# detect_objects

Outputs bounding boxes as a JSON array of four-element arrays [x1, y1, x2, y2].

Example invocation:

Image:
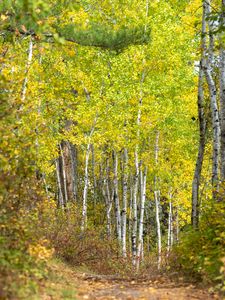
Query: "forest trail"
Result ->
[[43, 260, 222, 300], [75, 274, 220, 300]]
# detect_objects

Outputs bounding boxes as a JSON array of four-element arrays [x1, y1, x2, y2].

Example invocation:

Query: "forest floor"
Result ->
[[36, 260, 223, 300]]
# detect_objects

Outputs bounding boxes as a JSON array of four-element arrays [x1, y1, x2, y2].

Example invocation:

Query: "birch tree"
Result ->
[[136, 165, 147, 270], [203, 0, 221, 193], [81, 125, 96, 231], [112, 150, 121, 242], [104, 156, 112, 239], [59, 143, 69, 205], [220, 0, 225, 182], [154, 131, 161, 269], [20, 37, 33, 105], [167, 190, 173, 256], [121, 149, 128, 257], [192, 1, 207, 227]]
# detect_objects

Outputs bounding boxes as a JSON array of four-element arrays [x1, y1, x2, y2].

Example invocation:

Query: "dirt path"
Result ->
[[75, 273, 221, 300], [40, 261, 222, 300]]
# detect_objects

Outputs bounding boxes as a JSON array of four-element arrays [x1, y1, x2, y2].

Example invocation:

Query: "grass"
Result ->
[[28, 259, 78, 300]]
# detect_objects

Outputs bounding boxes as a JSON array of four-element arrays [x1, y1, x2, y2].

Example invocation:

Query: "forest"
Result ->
[[0, 0, 225, 299]]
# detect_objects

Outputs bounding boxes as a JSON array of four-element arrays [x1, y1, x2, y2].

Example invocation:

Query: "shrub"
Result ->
[[0, 177, 54, 299], [172, 201, 225, 291]]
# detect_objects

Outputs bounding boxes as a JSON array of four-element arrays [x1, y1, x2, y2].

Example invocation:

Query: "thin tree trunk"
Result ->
[[170, 203, 173, 248], [121, 148, 128, 258], [81, 118, 96, 230], [59, 143, 68, 205], [132, 150, 139, 265], [154, 131, 161, 270], [146, 202, 151, 253], [167, 191, 173, 256], [104, 156, 112, 239], [56, 158, 64, 208], [192, 3, 207, 226], [192, 59, 206, 226], [176, 207, 179, 243], [43, 175, 50, 200], [203, 0, 220, 193], [21, 37, 33, 104], [128, 175, 133, 253], [155, 190, 161, 269], [68, 143, 78, 201], [91, 144, 97, 206], [81, 143, 91, 230], [112, 150, 121, 242], [99, 160, 104, 200], [220, 0, 225, 182], [136, 165, 147, 270], [132, 68, 146, 266]]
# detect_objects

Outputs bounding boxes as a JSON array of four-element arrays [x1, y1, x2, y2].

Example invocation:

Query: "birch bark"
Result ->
[[136, 165, 147, 270], [192, 13, 207, 226], [132, 151, 139, 265], [128, 175, 133, 252], [81, 143, 91, 231], [103, 156, 112, 239], [121, 149, 128, 257], [132, 72, 145, 266], [220, 0, 225, 181], [176, 207, 179, 243], [112, 150, 121, 242], [91, 144, 97, 206], [167, 191, 173, 255], [203, 0, 220, 192], [21, 37, 33, 104], [106, 157, 112, 239], [59, 143, 68, 205], [131, 0, 148, 261], [154, 131, 161, 269], [68, 143, 78, 201], [81, 123, 96, 231]]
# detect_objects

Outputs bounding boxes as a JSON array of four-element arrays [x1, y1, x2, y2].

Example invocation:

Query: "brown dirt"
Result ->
[[39, 261, 223, 300], [75, 273, 222, 300]]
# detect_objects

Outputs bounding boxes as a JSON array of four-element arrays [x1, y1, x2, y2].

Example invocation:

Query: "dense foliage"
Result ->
[[1, 0, 225, 298]]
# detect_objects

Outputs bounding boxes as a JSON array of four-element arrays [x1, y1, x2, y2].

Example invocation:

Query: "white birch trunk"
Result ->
[[21, 37, 33, 104], [59, 143, 68, 205], [132, 67, 146, 265], [81, 143, 91, 231], [81, 119, 96, 230], [192, 4, 207, 226], [154, 131, 161, 270], [220, 0, 225, 181], [68, 143, 78, 201], [170, 204, 173, 248], [203, 0, 220, 192], [192, 62, 205, 227], [176, 207, 179, 243], [128, 175, 133, 253], [132, 150, 139, 265], [91, 144, 97, 206], [136, 165, 147, 271], [103, 157, 112, 239], [155, 190, 161, 269], [121, 149, 128, 258], [167, 191, 173, 256], [112, 150, 121, 242]]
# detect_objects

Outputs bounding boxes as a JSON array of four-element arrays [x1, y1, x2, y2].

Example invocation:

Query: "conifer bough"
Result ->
[[3, 23, 151, 51], [58, 24, 151, 51]]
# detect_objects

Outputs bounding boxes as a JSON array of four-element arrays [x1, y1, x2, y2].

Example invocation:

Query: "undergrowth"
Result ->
[[171, 201, 225, 292]]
